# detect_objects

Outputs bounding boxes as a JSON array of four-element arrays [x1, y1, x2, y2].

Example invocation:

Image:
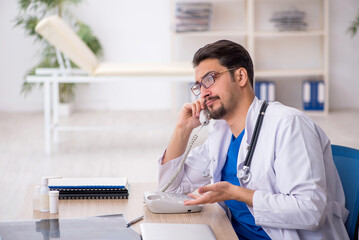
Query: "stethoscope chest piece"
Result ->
[[237, 166, 251, 183]]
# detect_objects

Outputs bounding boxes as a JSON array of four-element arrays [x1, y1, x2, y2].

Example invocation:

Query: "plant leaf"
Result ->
[[348, 12, 359, 37], [16, 0, 97, 101], [75, 20, 103, 57], [18, 0, 32, 11]]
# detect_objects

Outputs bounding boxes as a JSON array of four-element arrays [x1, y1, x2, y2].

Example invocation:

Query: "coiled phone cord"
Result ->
[[161, 125, 204, 192]]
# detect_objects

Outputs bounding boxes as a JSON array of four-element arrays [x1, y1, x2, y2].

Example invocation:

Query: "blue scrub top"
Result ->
[[221, 130, 270, 240]]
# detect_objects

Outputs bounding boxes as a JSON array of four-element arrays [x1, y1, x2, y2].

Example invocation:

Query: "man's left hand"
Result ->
[[183, 181, 254, 206]]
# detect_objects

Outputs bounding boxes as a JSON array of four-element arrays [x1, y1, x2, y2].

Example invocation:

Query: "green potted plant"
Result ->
[[15, 0, 103, 114], [348, 12, 359, 37]]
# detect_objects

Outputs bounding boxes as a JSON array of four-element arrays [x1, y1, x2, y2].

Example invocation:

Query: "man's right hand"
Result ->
[[162, 99, 206, 165], [176, 99, 206, 131]]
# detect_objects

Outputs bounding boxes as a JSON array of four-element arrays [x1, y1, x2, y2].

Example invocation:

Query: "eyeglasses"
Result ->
[[190, 67, 238, 96]]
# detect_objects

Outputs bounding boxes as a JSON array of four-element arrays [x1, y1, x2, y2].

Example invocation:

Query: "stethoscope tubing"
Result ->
[[243, 101, 269, 169]]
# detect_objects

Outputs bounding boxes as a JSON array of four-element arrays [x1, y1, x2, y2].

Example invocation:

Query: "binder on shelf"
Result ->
[[49, 177, 129, 200], [302, 80, 325, 111], [255, 81, 276, 102]]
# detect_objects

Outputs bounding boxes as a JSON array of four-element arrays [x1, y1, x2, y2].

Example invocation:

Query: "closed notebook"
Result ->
[[49, 178, 129, 199], [140, 223, 216, 240]]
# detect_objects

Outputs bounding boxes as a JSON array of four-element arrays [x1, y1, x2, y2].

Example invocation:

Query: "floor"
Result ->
[[0, 109, 358, 221]]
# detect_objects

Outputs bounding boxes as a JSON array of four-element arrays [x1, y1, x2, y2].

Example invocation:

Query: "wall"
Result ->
[[71, 1, 175, 110], [0, 0, 358, 111], [329, 0, 359, 109], [0, 0, 43, 111]]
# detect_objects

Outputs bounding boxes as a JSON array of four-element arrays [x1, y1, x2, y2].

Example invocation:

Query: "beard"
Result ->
[[208, 103, 227, 119], [205, 89, 238, 120], [205, 97, 227, 119]]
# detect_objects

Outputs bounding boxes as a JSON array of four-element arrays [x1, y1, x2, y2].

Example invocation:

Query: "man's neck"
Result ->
[[226, 94, 254, 138]]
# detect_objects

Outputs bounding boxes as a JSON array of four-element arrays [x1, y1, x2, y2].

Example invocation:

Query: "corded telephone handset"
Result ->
[[144, 110, 211, 213]]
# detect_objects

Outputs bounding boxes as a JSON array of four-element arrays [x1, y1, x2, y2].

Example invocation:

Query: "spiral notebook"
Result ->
[[49, 178, 129, 199]]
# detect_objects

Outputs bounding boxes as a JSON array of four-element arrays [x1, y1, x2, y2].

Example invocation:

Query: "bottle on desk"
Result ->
[[40, 176, 62, 212], [49, 191, 60, 214]]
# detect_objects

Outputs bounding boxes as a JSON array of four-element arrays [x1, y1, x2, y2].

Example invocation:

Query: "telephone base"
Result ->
[[144, 191, 203, 214]]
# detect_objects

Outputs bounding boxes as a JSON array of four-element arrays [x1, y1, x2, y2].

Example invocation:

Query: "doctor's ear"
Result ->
[[235, 68, 249, 87]]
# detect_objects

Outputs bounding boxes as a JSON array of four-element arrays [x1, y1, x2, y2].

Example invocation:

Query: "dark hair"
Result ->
[[192, 40, 254, 87]]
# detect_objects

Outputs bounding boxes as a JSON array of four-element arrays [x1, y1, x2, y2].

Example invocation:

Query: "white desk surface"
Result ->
[[19, 182, 238, 240]]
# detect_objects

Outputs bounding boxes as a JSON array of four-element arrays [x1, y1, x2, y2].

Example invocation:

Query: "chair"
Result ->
[[26, 15, 194, 155], [332, 145, 359, 240]]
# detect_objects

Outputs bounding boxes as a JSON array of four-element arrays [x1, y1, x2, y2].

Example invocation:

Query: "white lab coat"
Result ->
[[158, 97, 349, 240]]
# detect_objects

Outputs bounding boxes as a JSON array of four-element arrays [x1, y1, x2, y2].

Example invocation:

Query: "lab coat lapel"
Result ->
[[237, 97, 263, 183], [244, 97, 262, 145], [209, 120, 232, 183]]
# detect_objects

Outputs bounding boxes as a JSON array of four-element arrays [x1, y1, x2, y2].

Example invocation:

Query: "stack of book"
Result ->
[[255, 81, 276, 102], [175, 2, 212, 32], [270, 8, 307, 31], [302, 80, 325, 111], [49, 178, 129, 199]]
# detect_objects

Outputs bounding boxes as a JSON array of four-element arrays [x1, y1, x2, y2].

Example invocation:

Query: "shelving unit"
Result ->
[[170, 0, 329, 114]]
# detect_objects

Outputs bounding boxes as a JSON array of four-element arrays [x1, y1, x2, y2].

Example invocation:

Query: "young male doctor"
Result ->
[[158, 40, 349, 239]]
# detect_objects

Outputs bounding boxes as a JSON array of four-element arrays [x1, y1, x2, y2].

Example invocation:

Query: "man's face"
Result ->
[[195, 59, 239, 120]]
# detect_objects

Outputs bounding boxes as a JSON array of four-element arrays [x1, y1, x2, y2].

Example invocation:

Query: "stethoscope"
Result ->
[[201, 101, 268, 183], [237, 101, 268, 183]]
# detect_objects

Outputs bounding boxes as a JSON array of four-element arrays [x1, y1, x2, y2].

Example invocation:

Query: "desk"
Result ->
[[19, 183, 238, 240]]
